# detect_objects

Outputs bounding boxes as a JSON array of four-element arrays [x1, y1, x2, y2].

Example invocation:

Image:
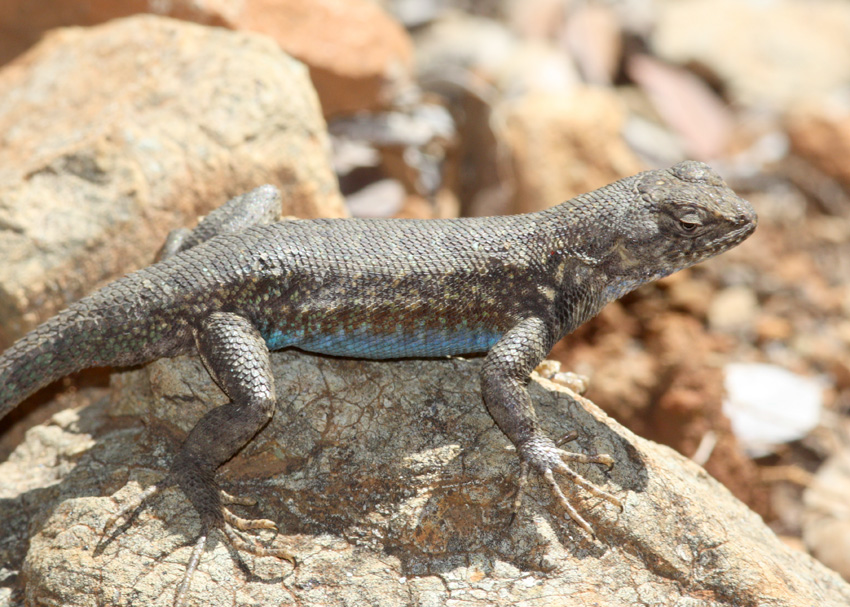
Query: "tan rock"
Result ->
[[415, 14, 579, 99], [707, 286, 759, 333], [804, 446, 850, 582], [663, 271, 715, 318], [0, 15, 343, 347], [235, 0, 413, 117], [3, 351, 849, 605], [653, 0, 850, 109], [0, 1, 231, 65], [0, 0, 414, 118], [787, 103, 850, 188], [564, 3, 622, 86], [499, 88, 644, 214], [756, 314, 794, 342]]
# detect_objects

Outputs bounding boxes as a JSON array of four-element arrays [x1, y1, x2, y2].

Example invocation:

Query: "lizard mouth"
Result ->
[[704, 216, 757, 256]]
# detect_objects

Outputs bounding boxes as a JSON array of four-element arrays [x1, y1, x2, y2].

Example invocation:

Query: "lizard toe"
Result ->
[[221, 524, 296, 563], [219, 488, 258, 506], [551, 459, 623, 511], [555, 447, 615, 470], [515, 435, 622, 534], [222, 505, 278, 531], [541, 468, 596, 537]]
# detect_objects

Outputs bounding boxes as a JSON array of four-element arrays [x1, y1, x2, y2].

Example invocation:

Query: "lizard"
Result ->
[[0, 161, 757, 599]]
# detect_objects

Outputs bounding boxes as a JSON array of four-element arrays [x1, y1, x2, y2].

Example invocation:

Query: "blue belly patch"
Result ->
[[263, 323, 502, 359]]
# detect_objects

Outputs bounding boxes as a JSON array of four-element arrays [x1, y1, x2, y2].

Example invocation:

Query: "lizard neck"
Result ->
[[533, 175, 649, 335]]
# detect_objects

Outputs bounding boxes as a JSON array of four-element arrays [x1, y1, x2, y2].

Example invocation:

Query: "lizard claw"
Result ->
[[218, 489, 294, 558], [222, 505, 279, 532], [551, 458, 622, 512], [511, 435, 622, 533], [216, 487, 295, 560], [220, 523, 296, 563], [172, 525, 295, 607], [555, 430, 579, 447], [207, 488, 296, 562], [172, 488, 294, 607], [177, 486, 295, 607], [541, 468, 596, 537]]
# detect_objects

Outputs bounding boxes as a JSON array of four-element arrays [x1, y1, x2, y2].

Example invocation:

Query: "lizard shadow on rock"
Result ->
[[4, 350, 649, 594], [0, 395, 153, 576], [223, 350, 651, 576]]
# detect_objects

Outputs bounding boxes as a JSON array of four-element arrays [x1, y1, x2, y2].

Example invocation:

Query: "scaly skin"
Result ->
[[0, 162, 757, 601]]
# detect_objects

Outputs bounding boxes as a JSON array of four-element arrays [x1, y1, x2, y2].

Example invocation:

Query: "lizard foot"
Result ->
[[512, 435, 622, 537], [173, 487, 295, 607], [104, 479, 295, 607], [169, 489, 294, 607], [103, 482, 284, 542]]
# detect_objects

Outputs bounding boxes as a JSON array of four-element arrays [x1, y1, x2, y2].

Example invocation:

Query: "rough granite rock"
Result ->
[[0, 0, 414, 118], [0, 15, 344, 347], [1, 351, 848, 606]]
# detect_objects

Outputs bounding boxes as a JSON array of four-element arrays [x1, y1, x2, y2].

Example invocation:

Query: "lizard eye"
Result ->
[[678, 212, 702, 234]]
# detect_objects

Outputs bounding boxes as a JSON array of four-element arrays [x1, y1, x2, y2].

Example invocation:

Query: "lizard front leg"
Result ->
[[158, 184, 282, 259], [481, 317, 621, 536]]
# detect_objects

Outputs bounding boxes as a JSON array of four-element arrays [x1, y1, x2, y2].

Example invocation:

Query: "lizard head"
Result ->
[[602, 161, 757, 298]]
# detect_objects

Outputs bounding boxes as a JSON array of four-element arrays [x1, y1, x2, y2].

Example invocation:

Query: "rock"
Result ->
[[0, 15, 343, 347], [499, 88, 644, 214], [756, 314, 794, 342], [804, 445, 850, 581], [553, 305, 767, 514], [0, 0, 413, 118], [646, 313, 766, 512], [3, 351, 850, 605], [627, 54, 735, 160], [330, 101, 457, 210], [663, 271, 715, 318], [344, 178, 406, 218], [226, 0, 414, 118], [787, 101, 850, 189], [652, 0, 850, 110], [563, 3, 622, 86], [413, 14, 581, 217], [707, 286, 759, 333], [507, 0, 565, 40], [414, 13, 582, 99]]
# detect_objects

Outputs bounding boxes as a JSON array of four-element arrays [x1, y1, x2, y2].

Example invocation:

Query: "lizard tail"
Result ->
[[0, 307, 107, 421], [0, 287, 183, 422]]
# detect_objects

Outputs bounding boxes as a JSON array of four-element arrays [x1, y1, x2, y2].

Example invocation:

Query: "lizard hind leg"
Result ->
[[164, 312, 293, 602]]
